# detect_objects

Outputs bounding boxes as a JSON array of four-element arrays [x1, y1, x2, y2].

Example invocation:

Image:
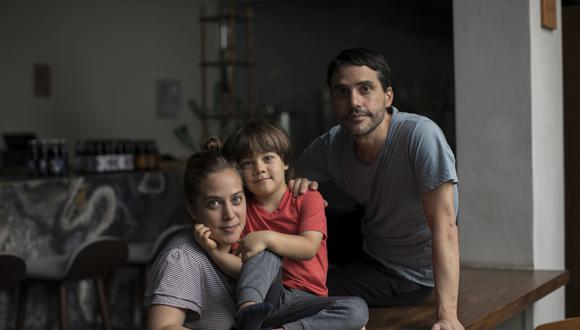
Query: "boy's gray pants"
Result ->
[[236, 250, 369, 330]]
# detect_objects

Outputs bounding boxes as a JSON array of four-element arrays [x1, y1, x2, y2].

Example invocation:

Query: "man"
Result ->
[[291, 48, 463, 330]]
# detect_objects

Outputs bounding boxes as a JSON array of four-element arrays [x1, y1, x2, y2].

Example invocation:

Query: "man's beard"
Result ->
[[341, 106, 386, 137]]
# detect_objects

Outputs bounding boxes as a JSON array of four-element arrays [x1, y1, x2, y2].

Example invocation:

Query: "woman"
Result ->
[[146, 138, 244, 330]]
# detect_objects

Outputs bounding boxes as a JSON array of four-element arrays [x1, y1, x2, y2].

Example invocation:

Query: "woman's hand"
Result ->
[[238, 231, 271, 262], [193, 223, 218, 252]]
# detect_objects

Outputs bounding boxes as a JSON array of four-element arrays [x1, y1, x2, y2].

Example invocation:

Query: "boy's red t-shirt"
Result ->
[[242, 188, 329, 296]]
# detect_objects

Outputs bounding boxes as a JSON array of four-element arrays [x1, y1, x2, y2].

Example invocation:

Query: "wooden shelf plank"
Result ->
[[366, 267, 569, 330]]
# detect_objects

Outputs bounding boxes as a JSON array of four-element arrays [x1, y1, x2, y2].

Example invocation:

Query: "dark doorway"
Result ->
[[563, 3, 580, 318]]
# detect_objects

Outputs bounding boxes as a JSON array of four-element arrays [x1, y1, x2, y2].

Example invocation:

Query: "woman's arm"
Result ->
[[238, 230, 323, 262], [194, 223, 243, 278], [206, 249, 243, 279], [147, 304, 190, 330]]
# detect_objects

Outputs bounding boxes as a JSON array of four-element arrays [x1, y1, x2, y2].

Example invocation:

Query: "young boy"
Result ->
[[222, 120, 368, 330]]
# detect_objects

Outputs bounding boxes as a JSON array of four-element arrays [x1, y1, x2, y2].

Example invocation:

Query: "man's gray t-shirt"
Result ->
[[296, 107, 458, 287], [145, 230, 237, 329]]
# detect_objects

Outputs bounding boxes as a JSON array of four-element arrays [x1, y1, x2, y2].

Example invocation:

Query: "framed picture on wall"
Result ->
[[156, 79, 181, 118]]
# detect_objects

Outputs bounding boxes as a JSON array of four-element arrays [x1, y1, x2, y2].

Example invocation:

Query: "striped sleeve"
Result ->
[[145, 248, 202, 314]]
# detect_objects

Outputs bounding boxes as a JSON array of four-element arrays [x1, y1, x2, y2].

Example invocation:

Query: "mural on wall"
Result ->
[[0, 171, 186, 329]]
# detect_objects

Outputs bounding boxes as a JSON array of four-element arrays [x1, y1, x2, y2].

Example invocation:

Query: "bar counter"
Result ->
[[0, 170, 187, 329]]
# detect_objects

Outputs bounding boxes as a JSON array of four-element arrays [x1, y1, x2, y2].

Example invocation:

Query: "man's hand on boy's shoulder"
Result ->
[[289, 177, 328, 207], [288, 177, 318, 195]]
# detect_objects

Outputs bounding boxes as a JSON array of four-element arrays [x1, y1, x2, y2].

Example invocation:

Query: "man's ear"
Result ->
[[384, 86, 394, 108]]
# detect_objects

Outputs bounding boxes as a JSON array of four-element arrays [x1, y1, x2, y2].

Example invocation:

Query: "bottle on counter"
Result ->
[[58, 138, 69, 176], [120, 139, 135, 171], [113, 140, 123, 171], [74, 140, 85, 173], [47, 139, 58, 175], [37, 139, 49, 176], [104, 139, 116, 172], [146, 140, 160, 170], [94, 140, 106, 173], [26, 139, 38, 176], [135, 141, 148, 171], [84, 140, 97, 173], [113, 139, 124, 172]]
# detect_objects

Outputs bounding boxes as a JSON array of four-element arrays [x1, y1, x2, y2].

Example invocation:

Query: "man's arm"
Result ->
[[422, 182, 463, 330]]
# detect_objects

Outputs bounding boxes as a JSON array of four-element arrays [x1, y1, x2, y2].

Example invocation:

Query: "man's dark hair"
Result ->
[[326, 47, 392, 91]]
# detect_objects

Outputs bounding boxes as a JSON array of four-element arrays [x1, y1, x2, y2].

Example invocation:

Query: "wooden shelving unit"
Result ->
[[198, 5, 256, 138]]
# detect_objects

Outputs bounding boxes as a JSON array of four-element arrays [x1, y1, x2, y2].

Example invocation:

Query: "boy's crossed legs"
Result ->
[[236, 250, 368, 330]]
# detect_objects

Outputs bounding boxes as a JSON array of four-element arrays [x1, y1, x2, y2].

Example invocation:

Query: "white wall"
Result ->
[[530, 0, 566, 324], [0, 0, 218, 157], [454, 0, 565, 328]]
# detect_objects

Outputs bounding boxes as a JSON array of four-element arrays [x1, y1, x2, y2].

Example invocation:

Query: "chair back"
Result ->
[[535, 317, 580, 330], [66, 237, 128, 281], [0, 254, 26, 289], [151, 224, 190, 262]]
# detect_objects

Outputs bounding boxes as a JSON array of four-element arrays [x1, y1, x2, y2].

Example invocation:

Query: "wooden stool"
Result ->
[[0, 254, 26, 330], [535, 316, 580, 330], [17, 237, 128, 330]]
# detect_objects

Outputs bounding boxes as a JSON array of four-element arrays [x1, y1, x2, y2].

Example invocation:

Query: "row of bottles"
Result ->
[[27, 138, 69, 176], [26, 138, 160, 176], [75, 139, 160, 173]]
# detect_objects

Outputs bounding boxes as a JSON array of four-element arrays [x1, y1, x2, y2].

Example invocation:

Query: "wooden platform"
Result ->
[[367, 267, 569, 330]]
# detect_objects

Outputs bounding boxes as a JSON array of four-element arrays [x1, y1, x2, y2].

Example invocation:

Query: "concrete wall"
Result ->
[[454, 0, 565, 328], [455, 0, 534, 268], [530, 0, 565, 324], [0, 0, 217, 158]]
